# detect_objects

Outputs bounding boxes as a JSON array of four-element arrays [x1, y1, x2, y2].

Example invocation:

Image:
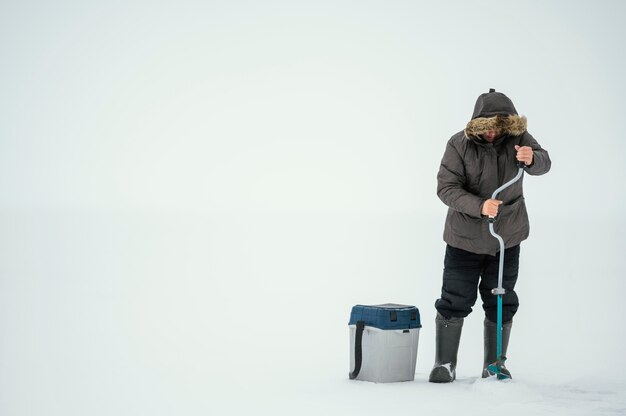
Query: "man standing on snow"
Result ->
[[429, 89, 551, 383]]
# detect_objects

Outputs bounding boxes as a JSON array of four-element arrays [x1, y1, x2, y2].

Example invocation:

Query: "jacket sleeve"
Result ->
[[437, 141, 485, 218], [520, 132, 551, 176]]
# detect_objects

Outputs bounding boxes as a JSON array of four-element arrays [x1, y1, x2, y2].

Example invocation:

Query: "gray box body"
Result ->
[[349, 325, 419, 383]]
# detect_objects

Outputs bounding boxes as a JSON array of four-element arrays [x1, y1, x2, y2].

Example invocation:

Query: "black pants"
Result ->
[[435, 244, 520, 323]]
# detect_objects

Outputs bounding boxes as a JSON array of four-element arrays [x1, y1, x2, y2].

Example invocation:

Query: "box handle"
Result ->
[[349, 320, 365, 380]]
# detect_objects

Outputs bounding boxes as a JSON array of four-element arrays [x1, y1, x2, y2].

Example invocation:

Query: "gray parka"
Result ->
[[437, 90, 551, 255]]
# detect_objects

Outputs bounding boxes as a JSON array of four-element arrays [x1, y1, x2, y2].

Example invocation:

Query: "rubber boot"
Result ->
[[482, 318, 512, 378], [429, 313, 464, 383]]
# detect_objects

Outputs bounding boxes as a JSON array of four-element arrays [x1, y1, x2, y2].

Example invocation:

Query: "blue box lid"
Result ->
[[349, 303, 421, 330]]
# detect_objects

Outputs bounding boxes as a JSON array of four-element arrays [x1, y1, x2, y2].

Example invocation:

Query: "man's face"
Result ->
[[482, 129, 502, 143]]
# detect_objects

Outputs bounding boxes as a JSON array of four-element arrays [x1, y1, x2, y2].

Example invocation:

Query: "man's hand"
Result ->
[[514, 145, 534, 166], [482, 199, 503, 217]]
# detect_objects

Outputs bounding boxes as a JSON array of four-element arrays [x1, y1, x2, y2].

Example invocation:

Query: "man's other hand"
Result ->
[[482, 199, 503, 217]]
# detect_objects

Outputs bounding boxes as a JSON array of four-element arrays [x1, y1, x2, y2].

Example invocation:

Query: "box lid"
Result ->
[[349, 303, 421, 330]]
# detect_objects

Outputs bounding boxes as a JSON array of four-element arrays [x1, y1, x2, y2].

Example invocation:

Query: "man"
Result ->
[[429, 89, 551, 383]]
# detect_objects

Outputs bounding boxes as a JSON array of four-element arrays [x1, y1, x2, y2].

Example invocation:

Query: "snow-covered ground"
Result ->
[[1, 212, 625, 415], [321, 375, 626, 416], [2, 1, 626, 415]]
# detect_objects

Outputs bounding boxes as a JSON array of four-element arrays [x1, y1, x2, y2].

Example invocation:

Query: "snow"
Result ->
[[305, 375, 626, 416], [440, 362, 453, 372], [1, 211, 624, 415], [2, 1, 626, 415]]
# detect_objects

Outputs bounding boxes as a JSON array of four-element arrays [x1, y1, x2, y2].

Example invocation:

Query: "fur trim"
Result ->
[[464, 115, 527, 138]]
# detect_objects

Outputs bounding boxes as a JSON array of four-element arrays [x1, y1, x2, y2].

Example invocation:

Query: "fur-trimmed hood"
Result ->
[[465, 114, 527, 138], [464, 89, 527, 138]]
